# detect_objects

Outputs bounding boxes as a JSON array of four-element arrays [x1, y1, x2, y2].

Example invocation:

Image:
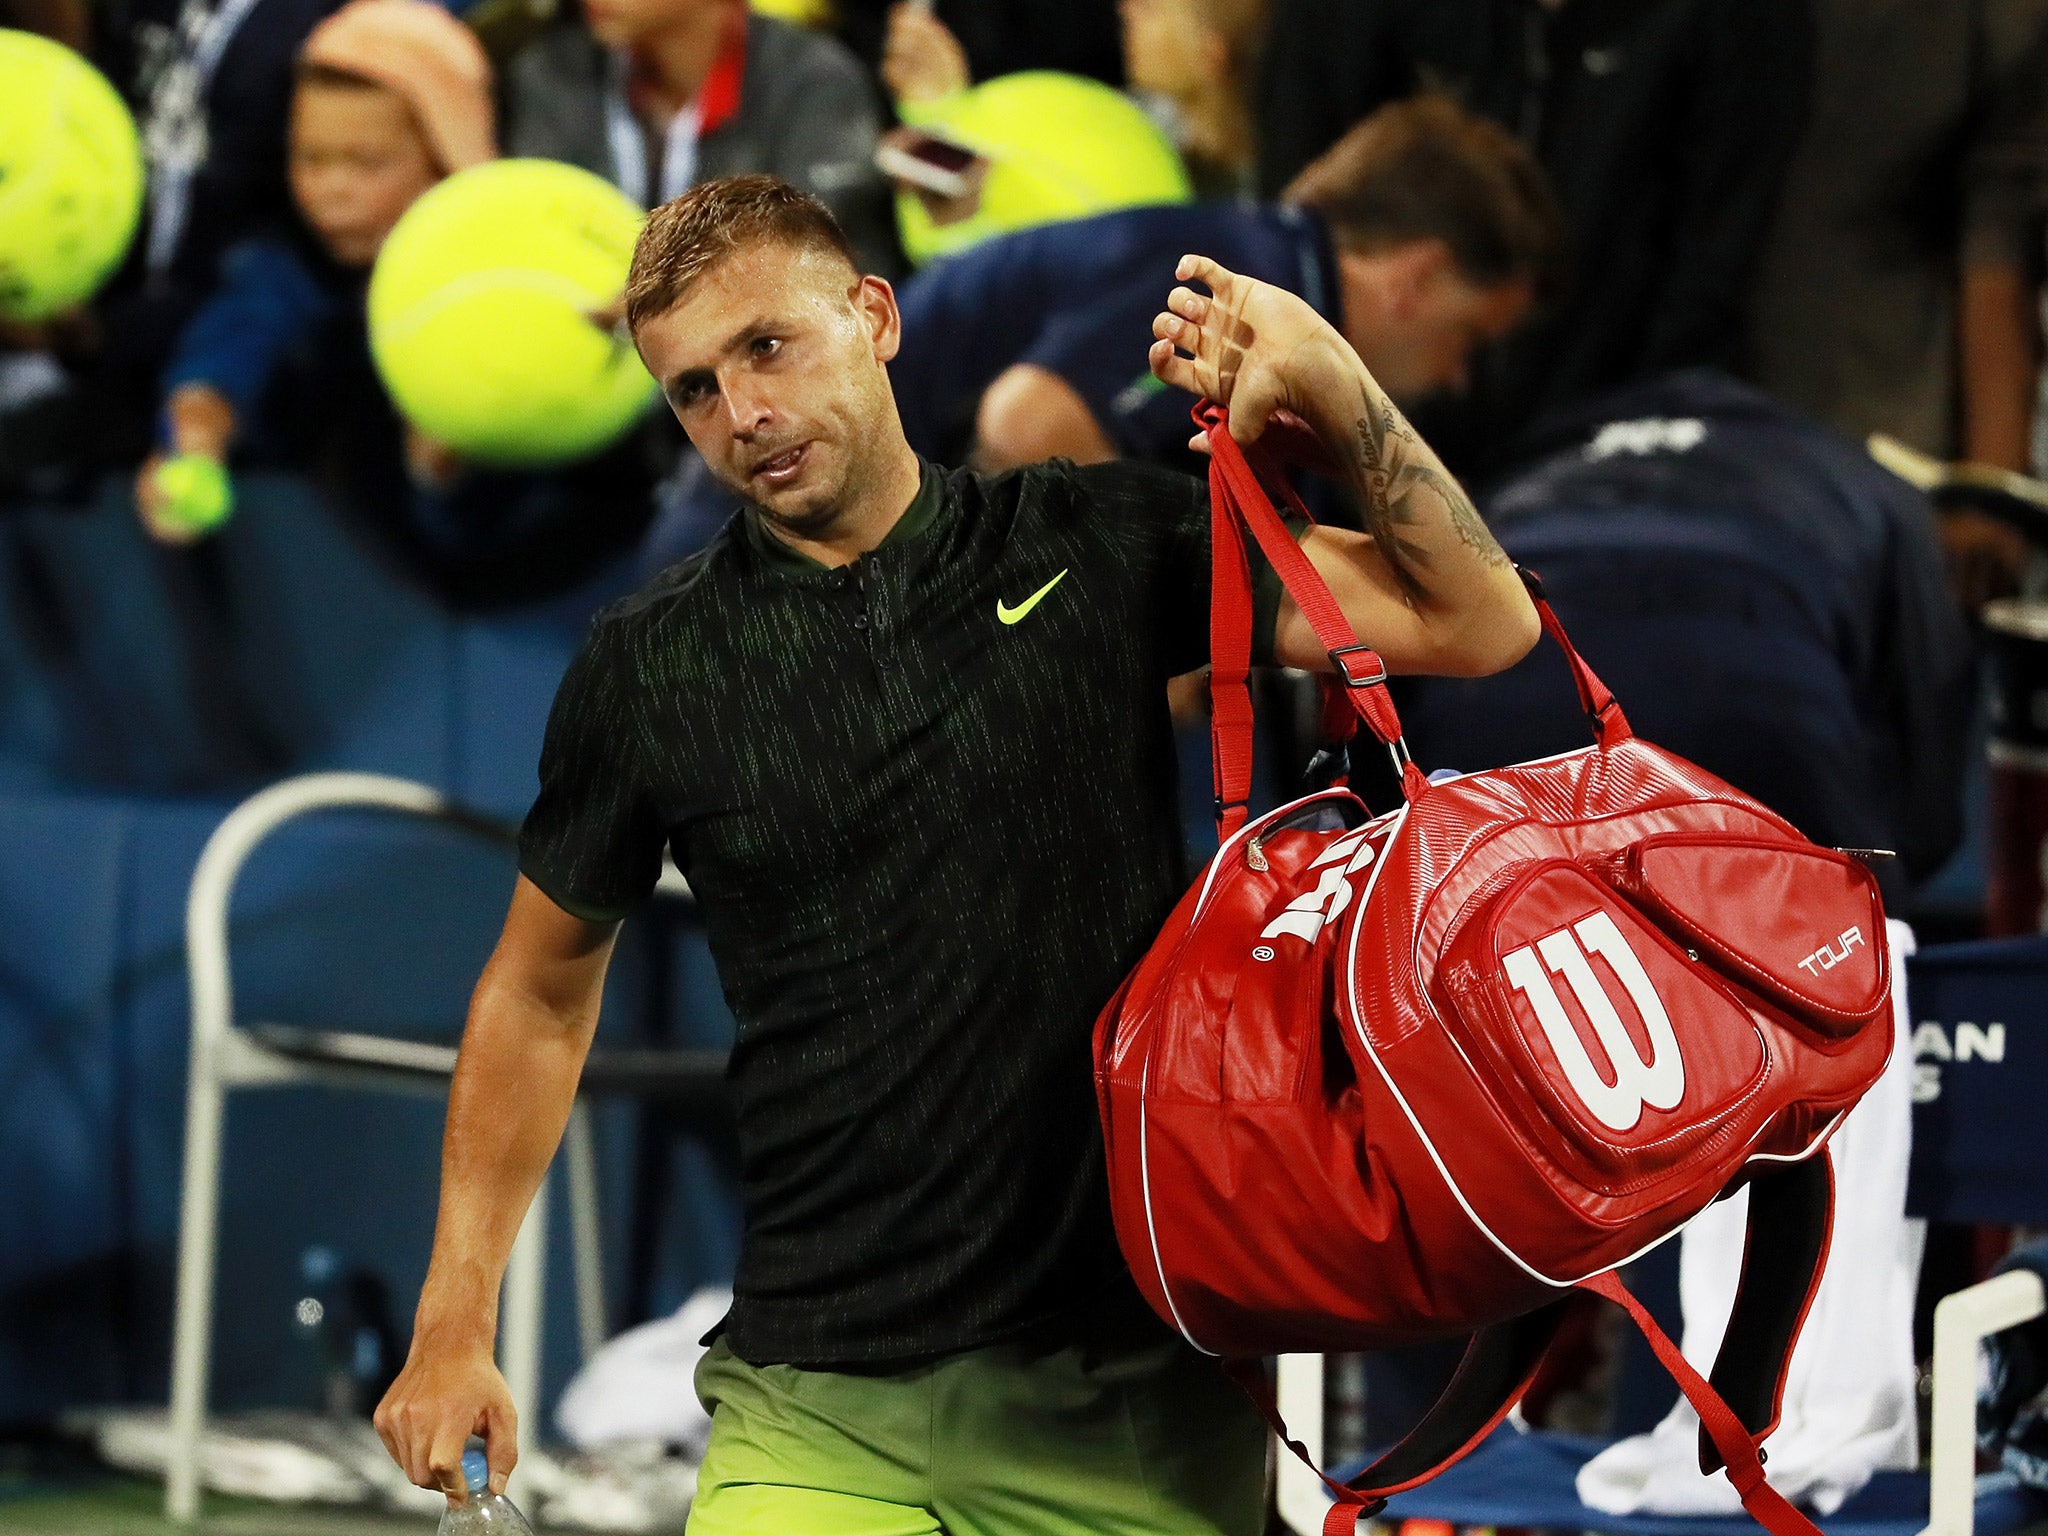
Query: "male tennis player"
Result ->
[[375, 173, 1537, 1535]]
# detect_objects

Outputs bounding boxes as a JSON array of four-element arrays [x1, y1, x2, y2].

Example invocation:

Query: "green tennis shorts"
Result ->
[[686, 1319, 1268, 1536]]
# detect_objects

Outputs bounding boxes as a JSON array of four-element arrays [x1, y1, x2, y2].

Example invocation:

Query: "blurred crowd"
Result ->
[[4, 0, 2048, 903]]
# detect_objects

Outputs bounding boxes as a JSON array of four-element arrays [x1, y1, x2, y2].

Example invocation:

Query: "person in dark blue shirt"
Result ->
[[889, 93, 1563, 475], [1396, 370, 1976, 901], [1252, 0, 1810, 475]]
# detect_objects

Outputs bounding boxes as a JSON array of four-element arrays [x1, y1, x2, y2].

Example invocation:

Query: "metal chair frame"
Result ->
[[164, 771, 698, 1521]]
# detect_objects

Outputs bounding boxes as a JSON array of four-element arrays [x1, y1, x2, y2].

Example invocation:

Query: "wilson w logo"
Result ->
[[1501, 912, 1685, 1132]]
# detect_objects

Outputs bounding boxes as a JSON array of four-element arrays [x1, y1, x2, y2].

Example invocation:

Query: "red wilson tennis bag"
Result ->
[[1093, 406, 1895, 1536]]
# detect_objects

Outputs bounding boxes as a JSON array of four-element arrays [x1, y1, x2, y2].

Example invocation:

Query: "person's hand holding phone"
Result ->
[[876, 127, 988, 226]]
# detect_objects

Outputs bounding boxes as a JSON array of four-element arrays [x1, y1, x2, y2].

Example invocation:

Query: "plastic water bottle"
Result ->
[[438, 1448, 534, 1533]]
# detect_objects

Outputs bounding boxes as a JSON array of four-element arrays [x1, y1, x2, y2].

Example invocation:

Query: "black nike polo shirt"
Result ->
[[519, 456, 1283, 1367]]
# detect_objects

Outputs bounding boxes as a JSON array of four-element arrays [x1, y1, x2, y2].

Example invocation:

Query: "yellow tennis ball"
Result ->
[[152, 452, 235, 536], [749, 0, 833, 27], [897, 73, 1191, 266], [368, 160, 658, 468], [0, 29, 145, 322]]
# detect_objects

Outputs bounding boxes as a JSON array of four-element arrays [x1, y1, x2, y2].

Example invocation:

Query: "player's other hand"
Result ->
[[1149, 254, 1357, 450], [373, 1335, 517, 1507]]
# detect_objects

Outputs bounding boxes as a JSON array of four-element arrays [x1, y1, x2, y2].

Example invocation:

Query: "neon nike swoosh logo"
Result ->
[[997, 568, 1069, 625]]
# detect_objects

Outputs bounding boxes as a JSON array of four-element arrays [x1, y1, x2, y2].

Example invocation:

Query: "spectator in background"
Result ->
[[880, 0, 1264, 203], [504, 0, 899, 275], [1397, 370, 1975, 904], [0, 0, 85, 44], [86, 0, 348, 460], [1252, 0, 1810, 471], [889, 96, 1560, 475], [1743, 2, 2048, 608], [137, 0, 489, 538], [0, 0, 346, 486], [135, 0, 656, 605], [847, 0, 1123, 97], [1120, 0, 1267, 202], [876, 0, 967, 105]]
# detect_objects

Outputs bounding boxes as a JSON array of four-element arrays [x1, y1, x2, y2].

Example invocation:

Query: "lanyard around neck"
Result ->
[[144, 0, 269, 273], [602, 18, 747, 208]]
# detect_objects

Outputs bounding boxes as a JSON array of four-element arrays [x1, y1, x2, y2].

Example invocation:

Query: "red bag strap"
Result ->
[[1203, 403, 1419, 836], [1223, 1156, 1836, 1536], [1224, 1304, 1572, 1534], [1227, 1278, 1824, 1536], [1208, 440, 1260, 838], [1199, 401, 1632, 839], [1519, 566, 1632, 750], [1578, 1267, 1822, 1536], [1221, 1359, 1382, 1535]]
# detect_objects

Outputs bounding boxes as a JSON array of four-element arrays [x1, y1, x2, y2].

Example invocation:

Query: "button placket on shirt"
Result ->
[[851, 560, 902, 670]]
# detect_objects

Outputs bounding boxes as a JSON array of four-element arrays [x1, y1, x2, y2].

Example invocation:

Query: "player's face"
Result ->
[[636, 240, 904, 536], [288, 81, 440, 269]]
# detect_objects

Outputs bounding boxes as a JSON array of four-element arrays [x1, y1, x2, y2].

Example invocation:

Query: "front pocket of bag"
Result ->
[[1433, 861, 1770, 1195], [1601, 833, 1887, 1040]]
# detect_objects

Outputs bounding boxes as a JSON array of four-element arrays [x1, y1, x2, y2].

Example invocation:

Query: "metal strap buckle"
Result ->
[[1327, 643, 1387, 689]]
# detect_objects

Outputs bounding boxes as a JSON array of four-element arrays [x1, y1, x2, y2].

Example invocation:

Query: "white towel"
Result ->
[[554, 1287, 731, 1456], [1577, 919, 1923, 1517]]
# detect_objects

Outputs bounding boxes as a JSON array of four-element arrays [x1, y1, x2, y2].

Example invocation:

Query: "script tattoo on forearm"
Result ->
[[1339, 380, 1511, 597]]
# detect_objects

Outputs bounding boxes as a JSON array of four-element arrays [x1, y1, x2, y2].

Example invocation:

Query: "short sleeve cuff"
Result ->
[[516, 853, 641, 925]]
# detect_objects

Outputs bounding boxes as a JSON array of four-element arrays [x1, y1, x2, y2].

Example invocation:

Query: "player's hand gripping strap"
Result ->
[[1197, 401, 1631, 837], [1225, 1153, 1838, 1536]]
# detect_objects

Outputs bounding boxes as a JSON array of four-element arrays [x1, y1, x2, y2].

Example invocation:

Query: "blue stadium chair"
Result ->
[[1274, 937, 2048, 1536]]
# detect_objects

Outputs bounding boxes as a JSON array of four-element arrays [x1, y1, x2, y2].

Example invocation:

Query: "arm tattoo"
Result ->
[[1336, 379, 1510, 595]]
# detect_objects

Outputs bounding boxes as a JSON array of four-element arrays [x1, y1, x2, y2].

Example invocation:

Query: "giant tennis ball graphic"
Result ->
[[0, 29, 145, 322], [368, 159, 658, 467]]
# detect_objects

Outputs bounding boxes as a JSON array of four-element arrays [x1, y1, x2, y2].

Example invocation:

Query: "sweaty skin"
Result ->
[[636, 241, 925, 568], [374, 236, 1537, 1506]]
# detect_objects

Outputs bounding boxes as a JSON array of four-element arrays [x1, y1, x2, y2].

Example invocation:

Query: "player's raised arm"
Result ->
[[1150, 253, 1539, 678]]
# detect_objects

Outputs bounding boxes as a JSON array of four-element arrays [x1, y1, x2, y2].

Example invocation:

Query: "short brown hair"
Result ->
[[1283, 95, 1564, 294], [625, 175, 860, 332]]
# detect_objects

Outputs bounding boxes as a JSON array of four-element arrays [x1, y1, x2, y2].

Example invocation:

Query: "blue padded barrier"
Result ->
[[0, 788, 739, 1422], [0, 468, 726, 1422], [0, 473, 635, 804], [0, 796, 132, 1410]]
